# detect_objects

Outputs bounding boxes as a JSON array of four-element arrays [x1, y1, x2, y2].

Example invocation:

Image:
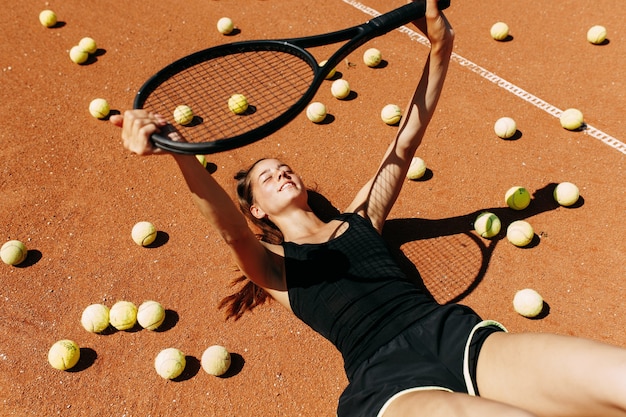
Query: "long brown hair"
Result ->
[[217, 158, 339, 320]]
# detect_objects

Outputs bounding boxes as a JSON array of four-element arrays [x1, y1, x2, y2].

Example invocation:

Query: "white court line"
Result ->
[[343, 0, 626, 155]]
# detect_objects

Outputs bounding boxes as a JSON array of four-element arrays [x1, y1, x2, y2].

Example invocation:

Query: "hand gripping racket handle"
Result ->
[[368, 0, 451, 37]]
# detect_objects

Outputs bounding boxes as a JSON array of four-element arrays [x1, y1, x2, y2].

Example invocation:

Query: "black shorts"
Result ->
[[337, 304, 506, 417]]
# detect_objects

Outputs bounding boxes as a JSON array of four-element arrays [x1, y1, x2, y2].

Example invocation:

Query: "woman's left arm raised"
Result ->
[[346, 0, 454, 232]]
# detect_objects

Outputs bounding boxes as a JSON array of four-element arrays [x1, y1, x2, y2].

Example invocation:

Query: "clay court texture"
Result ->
[[1, 1, 625, 415]]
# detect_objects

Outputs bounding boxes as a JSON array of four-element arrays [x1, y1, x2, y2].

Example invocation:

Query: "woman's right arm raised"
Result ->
[[110, 111, 284, 291]]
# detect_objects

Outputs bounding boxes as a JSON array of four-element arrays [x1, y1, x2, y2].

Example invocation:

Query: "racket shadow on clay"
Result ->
[[383, 183, 561, 304]]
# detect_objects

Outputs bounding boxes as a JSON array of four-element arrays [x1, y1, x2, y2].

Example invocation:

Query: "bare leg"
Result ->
[[477, 332, 626, 417], [382, 389, 537, 417]]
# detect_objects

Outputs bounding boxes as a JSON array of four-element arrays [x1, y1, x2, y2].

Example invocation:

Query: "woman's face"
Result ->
[[249, 158, 306, 219]]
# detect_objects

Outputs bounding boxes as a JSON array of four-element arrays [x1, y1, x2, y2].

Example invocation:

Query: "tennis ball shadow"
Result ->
[[500, 129, 523, 141], [222, 28, 241, 36], [154, 309, 179, 332], [371, 59, 389, 69], [342, 91, 358, 101], [528, 301, 550, 320], [145, 231, 169, 248], [219, 353, 245, 378], [67, 348, 97, 372], [172, 356, 201, 382], [497, 35, 514, 42], [317, 114, 335, 125], [12, 249, 42, 268]]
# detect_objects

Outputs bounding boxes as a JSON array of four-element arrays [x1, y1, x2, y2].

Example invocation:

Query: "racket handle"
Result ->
[[368, 0, 451, 36]]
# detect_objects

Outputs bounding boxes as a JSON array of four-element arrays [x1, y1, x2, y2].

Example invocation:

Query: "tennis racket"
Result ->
[[134, 0, 451, 154]]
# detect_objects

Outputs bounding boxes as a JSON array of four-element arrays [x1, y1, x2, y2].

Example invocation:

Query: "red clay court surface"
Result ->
[[1, 1, 625, 416]]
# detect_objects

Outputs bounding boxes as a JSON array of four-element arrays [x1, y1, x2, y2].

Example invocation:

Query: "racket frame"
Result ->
[[134, 0, 450, 154]]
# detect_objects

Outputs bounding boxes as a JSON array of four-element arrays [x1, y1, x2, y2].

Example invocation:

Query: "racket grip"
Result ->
[[368, 0, 451, 36]]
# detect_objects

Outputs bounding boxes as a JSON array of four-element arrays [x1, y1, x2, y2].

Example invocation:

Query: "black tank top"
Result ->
[[284, 213, 438, 379]]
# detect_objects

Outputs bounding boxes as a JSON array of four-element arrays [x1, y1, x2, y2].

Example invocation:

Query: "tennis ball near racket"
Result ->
[[137, 300, 166, 331], [319, 60, 336, 79], [79, 37, 98, 54], [513, 288, 544, 318], [306, 102, 326, 123], [494, 117, 517, 139], [559, 108, 584, 130], [155, 348, 186, 379], [406, 157, 426, 180], [506, 220, 534, 247], [228, 94, 248, 115], [48, 339, 80, 371], [89, 98, 110, 119], [1, 240, 28, 266], [490, 22, 510, 41], [587, 25, 607, 44], [196, 154, 207, 167], [109, 300, 138, 331], [201, 345, 231, 376], [505, 186, 531, 210], [131, 221, 157, 246], [39, 10, 57, 28], [331, 79, 350, 99], [363, 48, 382, 67], [69, 46, 89, 64], [474, 212, 501, 238], [381, 104, 402, 125], [553, 182, 580, 206], [217, 17, 234, 35], [173, 105, 194, 125], [81, 303, 110, 333]]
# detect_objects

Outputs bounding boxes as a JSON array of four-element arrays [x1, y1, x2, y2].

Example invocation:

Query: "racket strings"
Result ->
[[400, 233, 483, 304], [143, 49, 315, 144]]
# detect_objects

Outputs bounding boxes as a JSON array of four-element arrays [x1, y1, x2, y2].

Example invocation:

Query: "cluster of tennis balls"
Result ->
[[473, 183, 580, 318], [39, 10, 113, 123], [48, 300, 232, 379], [306, 48, 400, 126], [489, 19, 608, 135]]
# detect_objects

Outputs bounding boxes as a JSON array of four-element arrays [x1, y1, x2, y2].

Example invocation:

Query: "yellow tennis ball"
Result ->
[[1, 240, 28, 266], [319, 60, 336, 79], [406, 157, 426, 180], [69, 45, 89, 64], [513, 288, 544, 318], [494, 117, 517, 139], [474, 212, 501, 238], [109, 301, 138, 331], [79, 37, 98, 54], [306, 102, 326, 123], [137, 300, 166, 331], [228, 94, 248, 115], [173, 105, 194, 125], [331, 79, 350, 99], [48, 339, 80, 371], [490, 22, 510, 41], [196, 154, 207, 167], [587, 25, 607, 44], [81, 303, 110, 333], [505, 186, 531, 210], [381, 104, 402, 125], [363, 47, 382, 67], [89, 98, 110, 119], [201, 345, 231, 376], [506, 220, 534, 247], [559, 108, 584, 130], [131, 221, 157, 246], [39, 10, 57, 28], [553, 182, 579, 206], [217, 17, 234, 35], [155, 348, 186, 379]]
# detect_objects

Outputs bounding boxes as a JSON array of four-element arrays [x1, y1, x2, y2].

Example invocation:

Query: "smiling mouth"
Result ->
[[279, 182, 295, 192]]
